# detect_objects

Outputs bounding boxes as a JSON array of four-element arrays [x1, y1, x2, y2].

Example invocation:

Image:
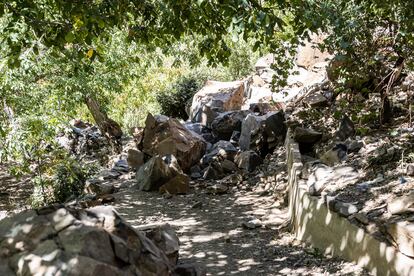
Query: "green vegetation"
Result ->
[[1, 1, 414, 205]]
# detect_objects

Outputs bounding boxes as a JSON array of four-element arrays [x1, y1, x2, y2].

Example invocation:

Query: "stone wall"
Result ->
[[286, 129, 414, 276]]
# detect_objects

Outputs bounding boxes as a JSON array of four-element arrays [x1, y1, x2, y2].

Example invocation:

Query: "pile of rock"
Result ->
[[0, 205, 198, 275], [131, 79, 288, 194], [56, 119, 110, 162]]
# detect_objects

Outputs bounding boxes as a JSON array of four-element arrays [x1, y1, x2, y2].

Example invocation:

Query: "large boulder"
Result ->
[[239, 111, 286, 155], [211, 110, 252, 141], [135, 155, 184, 192], [0, 206, 179, 275], [140, 114, 206, 171], [189, 81, 245, 127]]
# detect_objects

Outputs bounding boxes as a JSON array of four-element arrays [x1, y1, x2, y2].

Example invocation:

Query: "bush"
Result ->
[[29, 151, 98, 207], [156, 74, 206, 120], [52, 157, 97, 203]]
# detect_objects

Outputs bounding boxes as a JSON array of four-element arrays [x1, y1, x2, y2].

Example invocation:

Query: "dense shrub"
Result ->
[[52, 157, 97, 203], [156, 74, 206, 120]]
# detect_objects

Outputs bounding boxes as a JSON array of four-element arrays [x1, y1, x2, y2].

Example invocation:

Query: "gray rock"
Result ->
[[135, 155, 183, 191], [307, 164, 359, 195], [58, 224, 116, 265], [84, 179, 116, 196], [320, 144, 348, 166], [235, 151, 263, 172], [0, 206, 177, 276], [189, 81, 245, 127], [206, 184, 228, 194], [145, 224, 180, 265], [335, 202, 359, 217], [302, 91, 328, 108], [242, 218, 262, 229]]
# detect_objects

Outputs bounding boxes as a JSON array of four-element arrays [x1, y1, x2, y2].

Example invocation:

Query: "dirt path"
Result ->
[[112, 180, 370, 275]]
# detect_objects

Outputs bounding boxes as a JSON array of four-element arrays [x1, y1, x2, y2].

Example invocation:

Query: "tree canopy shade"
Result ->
[[0, 0, 290, 68]]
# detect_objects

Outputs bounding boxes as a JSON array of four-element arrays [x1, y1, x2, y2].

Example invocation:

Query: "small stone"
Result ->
[[207, 184, 228, 194], [191, 202, 203, 209], [335, 201, 359, 217], [407, 164, 414, 176], [242, 219, 262, 229]]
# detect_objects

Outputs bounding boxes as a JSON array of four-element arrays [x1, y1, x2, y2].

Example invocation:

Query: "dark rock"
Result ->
[[191, 202, 203, 209], [221, 159, 238, 173], [230, 131, 241, 145], [203, 163, 224, 180], [127, 149, 144, 170], [184, 123, 209, 136], [173, 263, 206, 276], [235, 151, 263, 172], [249, 102, 279, 115], [190, 165, 202, 179], [294, 127, 322, 144], [200, 140, 238, 166], [159, 174, 190, 195], [211, 110, 251, 140], [239, 111, 286, 156], [346, 139, 364, 153], [336, 115, 355, 141]]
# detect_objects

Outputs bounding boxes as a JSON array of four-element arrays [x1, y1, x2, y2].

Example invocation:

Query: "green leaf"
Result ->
[[65, 32, 75, 43]]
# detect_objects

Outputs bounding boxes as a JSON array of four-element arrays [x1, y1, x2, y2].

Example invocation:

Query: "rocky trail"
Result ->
[[112, 177, 369, 275], [1, 37, 401, 275]]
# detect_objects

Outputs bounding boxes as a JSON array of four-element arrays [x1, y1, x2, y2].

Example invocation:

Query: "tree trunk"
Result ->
[[85, 97, 123, 153]]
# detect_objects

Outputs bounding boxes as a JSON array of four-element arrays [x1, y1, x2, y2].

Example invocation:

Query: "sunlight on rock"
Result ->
[[356, 228, 364, 242], [340, 233, 349, 251], [357, 254, 370, 266], [241, 243, 253, 248], [206, 260, 227, 267], [194, 252, 206, 258], [325, 211, 332, 225]]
